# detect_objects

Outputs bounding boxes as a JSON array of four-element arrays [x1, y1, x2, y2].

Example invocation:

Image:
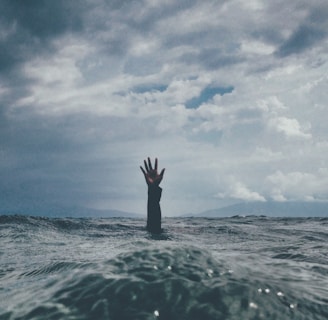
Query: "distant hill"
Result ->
[[0, 203, 142, 218], [196, 201, 328, 217]]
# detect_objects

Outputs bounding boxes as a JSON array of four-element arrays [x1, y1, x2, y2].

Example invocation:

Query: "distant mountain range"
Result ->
[[194, 201, 328, 217]]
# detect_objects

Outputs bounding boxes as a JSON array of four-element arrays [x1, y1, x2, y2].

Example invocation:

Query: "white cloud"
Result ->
[[267, 169, 328, 201], [270, 189, 287, 202], [268, 116, 312, 139], [218, 181, 266, 202]]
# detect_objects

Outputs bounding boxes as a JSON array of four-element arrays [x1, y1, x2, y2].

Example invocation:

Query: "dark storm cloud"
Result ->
[[0, 108, 123, 212], [0, 0, 85, 74], [0, 110, 74, 212], [121, 0, 196, 32], [276, 5, 328, 57], [90, 0, 202, 70], [277, 24, 326, 57], [181, 48, 244, 70]]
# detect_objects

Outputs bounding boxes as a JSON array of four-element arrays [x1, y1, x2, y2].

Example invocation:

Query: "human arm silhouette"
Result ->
[[140, 157, 165, 233]]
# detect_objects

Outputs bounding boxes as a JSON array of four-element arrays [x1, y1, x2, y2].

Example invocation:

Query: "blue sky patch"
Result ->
[[132, 84, 168, 94], [186, 86, 234, 109]]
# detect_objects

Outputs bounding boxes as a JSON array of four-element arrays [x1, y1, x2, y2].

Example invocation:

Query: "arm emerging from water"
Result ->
[[140, 157, 165, 233]]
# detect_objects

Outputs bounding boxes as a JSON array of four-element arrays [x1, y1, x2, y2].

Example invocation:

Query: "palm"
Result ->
[[145, 169, 162, 185], [140, 158, 165, 186]]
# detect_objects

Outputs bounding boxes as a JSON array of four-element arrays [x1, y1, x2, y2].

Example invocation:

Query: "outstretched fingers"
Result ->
[[144, 159, 149, 172], [141, 157, 163, 173], [148, 157, 153, 170], [140, 166, 146, 176], [160, 168, 165, 178]]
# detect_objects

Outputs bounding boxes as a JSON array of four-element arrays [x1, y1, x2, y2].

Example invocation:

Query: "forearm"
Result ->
[[147, 185, 162, 233]]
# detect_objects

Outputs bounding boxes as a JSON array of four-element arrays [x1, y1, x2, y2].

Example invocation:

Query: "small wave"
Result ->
[[272, 253, 308, 261], [311, 265, 328, 277], [20, 261, 93, 277], [0, 215, 49, 226], [0, 215, 147, 233]]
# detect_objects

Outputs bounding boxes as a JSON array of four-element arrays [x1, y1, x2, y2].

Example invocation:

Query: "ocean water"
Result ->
[[0, 215, 327, 320]]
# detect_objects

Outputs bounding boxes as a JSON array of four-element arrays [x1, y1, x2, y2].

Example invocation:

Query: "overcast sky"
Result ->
[[1, 0, 328, 216]]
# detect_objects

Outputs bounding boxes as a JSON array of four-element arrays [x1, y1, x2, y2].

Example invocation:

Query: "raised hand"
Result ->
[[140, 157, 165, 186]]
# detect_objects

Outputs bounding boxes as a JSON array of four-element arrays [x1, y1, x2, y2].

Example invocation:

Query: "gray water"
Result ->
[[0, 215, 327, 319]]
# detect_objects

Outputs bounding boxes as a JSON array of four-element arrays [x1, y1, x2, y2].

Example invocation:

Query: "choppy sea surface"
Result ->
[[0, 215, 327, 320]]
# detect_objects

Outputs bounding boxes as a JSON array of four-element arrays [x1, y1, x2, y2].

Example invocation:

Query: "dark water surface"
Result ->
[[0, 215, 327, 319]]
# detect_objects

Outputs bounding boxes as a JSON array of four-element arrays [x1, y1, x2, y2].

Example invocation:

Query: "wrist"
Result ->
[[148, 184, 162, 201]]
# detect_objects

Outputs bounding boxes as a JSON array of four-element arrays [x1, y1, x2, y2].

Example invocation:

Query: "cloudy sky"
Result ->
[[1, 0, 328, 216]]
